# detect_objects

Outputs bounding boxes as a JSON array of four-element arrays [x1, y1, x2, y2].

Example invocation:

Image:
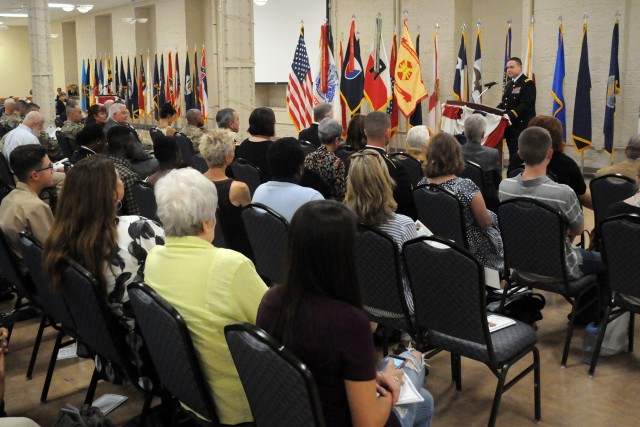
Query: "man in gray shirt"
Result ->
[[499, 126, 604, 279]]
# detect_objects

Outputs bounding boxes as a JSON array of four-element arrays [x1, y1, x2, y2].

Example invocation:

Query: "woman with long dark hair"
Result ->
[[257, 200, 433, 427]]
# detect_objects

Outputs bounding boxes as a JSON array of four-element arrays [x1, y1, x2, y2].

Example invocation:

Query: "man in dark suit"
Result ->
[[497, 57, 536, 167], [298, 102, 333, 147], [362, 112, 417, 220], [461, 114, 502, 211]]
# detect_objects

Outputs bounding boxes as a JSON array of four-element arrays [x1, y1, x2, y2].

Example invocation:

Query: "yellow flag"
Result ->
[[394, 18, 428, 117]]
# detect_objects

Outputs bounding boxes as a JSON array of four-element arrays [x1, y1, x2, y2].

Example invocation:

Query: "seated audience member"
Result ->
[[85, 104, 108, 126], [529, 115, 593, 209], [257, 200, 434, 427], [2, 112, 44, 162], [145, 135, 181, 187], [345, 113, 367, 150], [201, 129, 253, 259], [102, 99, 115, 114], [299, 102, 333, 147], [304, 118, 347, 201], [606, 163, 640, 217], [406, 125, 429, 162], [60, 104, 84, 151], [145, 168, 268, 425], [236, 107, 275, 181], [499, 127, 605, 279], [43, 155, 164, 332], [0, 145, 54, 270], [461, 114, 502, 211], [364, 112, 417, 220], [103, 103, 157, 178], [13, 100, 29, 120], [181, 108, 205, 150], [0, 98, 21, 129], [420, 133, 504, 272], [158, 103, 177, 137], [252, 137, 324, 222], [55, 92, 67, 125], [107, 126, 142, 215], [596, 134, 640, 179], [70, 123, 106, 164], [216, 108, 240, 133]]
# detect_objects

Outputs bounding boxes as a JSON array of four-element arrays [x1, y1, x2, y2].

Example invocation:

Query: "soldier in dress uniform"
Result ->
[[497, 57, 536, 168]]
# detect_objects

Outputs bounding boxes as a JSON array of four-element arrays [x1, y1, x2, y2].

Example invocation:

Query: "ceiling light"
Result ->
[[254, 0, 268, 5], [121, 17, 147, 24], [0, 13, 28, 17], [76, 5, 93, 13], [50, 33, 59, 38]]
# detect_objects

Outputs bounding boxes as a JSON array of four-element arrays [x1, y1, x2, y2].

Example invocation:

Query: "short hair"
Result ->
[[313, 102, 333, 122], [267, 137, 305, 179], [76, 123, 105, 147], [26, 103, 40, 112], [424, 132, 465, 178], [364, 112, 391, 140], [518, 126, 552, 165], [155, 168, 218, 237], [15, 100, 29, 114], [160, 102, 177, 119], [200, 129, 235, 168], [109, 102, 126, 117], [3, 98, 15, 106], [345, 114, 367, 149], [65, 104, 80, 118], [344, 149, 396, 226], [153, 135, 180, 164], [186, 109, 202, 125], [508, 57, 522, 66], [626, 135, 640, 160], [10, 144, 47, 182], [247, 107, 275, 137], [106, 126, 134, 151], [528, 115, 564, 153], [216, 108, 236, 129], [463, 115, 487, 144], [406, 125, 430, 151], [318, 118, 342, 144]]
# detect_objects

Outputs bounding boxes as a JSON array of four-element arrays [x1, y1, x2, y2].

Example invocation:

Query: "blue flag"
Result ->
[[159, 54, 166, 106], [126, 57, 133, 117], [114, 57, 119, 100], [81, 60, 87, 111], [571, 24, 591, 152], [604, 20, 620, 155], [153, 54, 160, 120], [551, 23, 566, 141], [119, 56, 127, 100]]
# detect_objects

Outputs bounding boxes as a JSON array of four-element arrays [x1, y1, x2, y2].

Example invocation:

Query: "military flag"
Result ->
[[364, 15, 391, 112], [387, 30, 399, 135], [153, 53, 160, 120], [571, 23, 591, 152], [131, 58, 139, 119], [159, 54, 166, 106], [603, 19, 620, 155], [114, 57, 120, 99], [107, 58, 113, 95], [126, 57, 134, 117], [167, 51, 174, 107], [524, 18, 535, 82], [340, 19, 365, 115], [184, 50, 194, 111], [174, 52, 181, 116], [314, 23, 341, 118], [338, 37, 348, 136], [427, 28, 440, 135], [452, 31, 468, 102], [286, 25, 314, 132], [200, 47, 209, 120], [81, 60, 88, 110], [471, 27, 482, 103], [139, 54, 146, 119], [395, 18, 427, 118], [409, 33, 423, 126], [503, 22, 512, 88], [98, 59, 105, 95], [551, 22, 566, 141], [193, 50, 200, 110], [120, 56, 127, 100]]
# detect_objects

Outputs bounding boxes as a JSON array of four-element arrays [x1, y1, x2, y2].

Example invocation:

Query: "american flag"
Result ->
[[287, 26, 313, 132]]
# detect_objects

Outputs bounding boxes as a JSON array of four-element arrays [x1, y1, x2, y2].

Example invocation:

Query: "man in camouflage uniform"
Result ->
[[60, 104, 84, 152], [181, 108, 205, 151], [0, 99, 21, 130]]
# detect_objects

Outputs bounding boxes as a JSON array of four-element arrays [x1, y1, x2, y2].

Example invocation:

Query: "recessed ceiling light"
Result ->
[[76, 5, 93, 13], [254, 0, 268, 5], [0, 13, 28, 18]]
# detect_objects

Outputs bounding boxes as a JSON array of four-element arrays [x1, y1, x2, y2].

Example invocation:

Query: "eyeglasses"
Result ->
[[35, 163, 54, 173]]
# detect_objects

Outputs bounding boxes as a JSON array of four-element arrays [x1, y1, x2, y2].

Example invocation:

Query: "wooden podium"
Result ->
[[442, 100, 507, 157]]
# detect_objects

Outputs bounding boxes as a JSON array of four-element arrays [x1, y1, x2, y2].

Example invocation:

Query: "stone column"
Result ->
[[27, 0, 55, 123]]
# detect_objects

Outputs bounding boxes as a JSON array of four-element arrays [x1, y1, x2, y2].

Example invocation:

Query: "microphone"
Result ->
[[483, 81, 498, 88]]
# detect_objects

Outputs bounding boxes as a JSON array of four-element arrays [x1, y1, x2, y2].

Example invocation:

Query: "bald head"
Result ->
[[23, 111, 44, 132]]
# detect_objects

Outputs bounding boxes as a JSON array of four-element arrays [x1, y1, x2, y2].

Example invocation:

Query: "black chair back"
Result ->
[[149, 128, 163, 144], [231, 159, 262, 196], [299, 140, 317, 156], [212, 210, 227, 249], [460, 160, 485, 194], [403, 236, 494, 361], [0, 231, 37, 304], [601, 214, 640, 300], [174, 132, 195, 167], [55, 131, 73, 159], [128, 282, 219, 423], [0, 154, 15, 188], [241, 203, 288, 285], [498, 198, 568, 282], [355, 224, 411, 331], [389, 152, 423, 186], [17, 233, 75, 331], [131, 181, 160, 223], [413, 183, 468, 247], [192, 153, 209, 174], [590, 174, 636, 231], [224, 324, 326, 427]]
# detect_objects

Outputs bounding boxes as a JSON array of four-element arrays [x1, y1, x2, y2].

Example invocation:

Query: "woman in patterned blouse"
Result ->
[[304, 118, 347, 201]]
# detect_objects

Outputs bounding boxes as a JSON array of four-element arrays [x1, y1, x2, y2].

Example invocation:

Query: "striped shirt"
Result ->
[[499, 174, 584, 280]]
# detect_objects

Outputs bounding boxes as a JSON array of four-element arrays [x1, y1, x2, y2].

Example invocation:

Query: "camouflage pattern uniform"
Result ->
[[0, 113, 22, 130], [180, 124, 204, 151], [60, 120, 83, 152]]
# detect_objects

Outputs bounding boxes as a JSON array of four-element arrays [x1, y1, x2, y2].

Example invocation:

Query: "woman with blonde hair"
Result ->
[[419, 132, 503, 271], [201, 128, 253, 259]]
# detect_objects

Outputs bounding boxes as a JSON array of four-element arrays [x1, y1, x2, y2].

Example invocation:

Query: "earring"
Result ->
[[116, 200, 122, 211]]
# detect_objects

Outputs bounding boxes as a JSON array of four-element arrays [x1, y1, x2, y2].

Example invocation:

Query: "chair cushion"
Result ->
[[429, 320, 537, 366], [512, 272, 597, 297], [614, 293, 640, 314]]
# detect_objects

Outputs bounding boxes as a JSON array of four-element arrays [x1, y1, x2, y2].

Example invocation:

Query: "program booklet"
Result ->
[[487, 314, 516, 333]]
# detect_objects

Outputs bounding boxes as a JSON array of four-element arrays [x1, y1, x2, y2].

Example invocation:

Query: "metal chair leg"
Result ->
[[41, 330, 64, 402], [589, 305, 612, 376], [488, 367, 509, 427], [629, 312, 635, 353], [26, 313, 47, 379], [84, 368, 100, 405], [533, 346, 541, 421], [139, 391, 154, 426]]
